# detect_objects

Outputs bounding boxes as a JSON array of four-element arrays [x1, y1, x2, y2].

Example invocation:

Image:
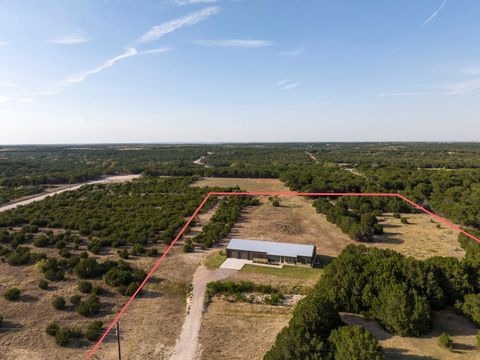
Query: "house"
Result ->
[[226, 238, 316, 267]]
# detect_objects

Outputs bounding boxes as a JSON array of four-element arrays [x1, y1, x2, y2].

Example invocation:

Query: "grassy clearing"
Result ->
[[205, 250, 227, 269], [241, 264, 322, 281]]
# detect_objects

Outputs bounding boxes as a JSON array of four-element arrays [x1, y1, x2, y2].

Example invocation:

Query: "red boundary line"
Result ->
[[86, 191, 480, 359]]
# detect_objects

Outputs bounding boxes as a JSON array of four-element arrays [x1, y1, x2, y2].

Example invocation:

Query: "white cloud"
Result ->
[[443, 78, 480, 95], [0, 81, 20, 89], [135, 6, 220, 45], [0, 41, 9, 46], [46, 33, 90, 45], [279, 46, 306, 56], [64, 48, 138, 85], [174, 0, 218, 5], [420, 0, 447, 28], [194, 39, 273, 48], [0, 96, 13, 103], [277, 79, 291, 86]]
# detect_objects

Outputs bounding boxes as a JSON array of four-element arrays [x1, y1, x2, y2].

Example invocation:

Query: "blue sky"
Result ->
[[0, 0, 479, 143]]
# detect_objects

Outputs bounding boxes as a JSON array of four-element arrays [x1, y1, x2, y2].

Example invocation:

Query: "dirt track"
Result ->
[[171, 266, 235, 360]]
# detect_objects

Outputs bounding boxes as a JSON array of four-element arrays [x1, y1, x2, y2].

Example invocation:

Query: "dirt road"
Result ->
[[171, 265, 234, 360], [0, 174, 141, 213]]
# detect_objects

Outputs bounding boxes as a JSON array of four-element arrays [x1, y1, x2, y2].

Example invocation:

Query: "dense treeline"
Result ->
[[266, 245, 480, 358]]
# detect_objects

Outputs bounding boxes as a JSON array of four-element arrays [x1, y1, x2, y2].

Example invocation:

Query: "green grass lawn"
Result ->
[[241, 264, 322, 280], [205, 250, 227, 269]]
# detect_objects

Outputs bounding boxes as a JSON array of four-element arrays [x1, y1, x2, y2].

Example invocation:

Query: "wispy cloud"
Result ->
[[378, 91, 436, 97], [443, 78, 480, 95], [140, 47, 172, 55], [420, 0, 448, 28], [277, 79, 290, 86], [135, 6, 220, 45], [64, 48, 138, 85], [174, 0, 218, 5], [46, 33, 90, 45], [0, 41, 9, 47], [279, 45, 306, 56], [277, 79, 300, 90], [282, 82, 301, 90], [194, 39, 273, 48]]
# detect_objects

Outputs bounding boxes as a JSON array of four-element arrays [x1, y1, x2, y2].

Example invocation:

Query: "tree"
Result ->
[[373, 283, 432, 336], [328, 326, 383, 360], [264, 293, 341, 360], [455, 293, 480, 326]]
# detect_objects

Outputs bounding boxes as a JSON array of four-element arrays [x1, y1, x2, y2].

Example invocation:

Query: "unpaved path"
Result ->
[[0, 174, 141, 213], [171, 265, 235, 360], [305, 151, 319, 163]]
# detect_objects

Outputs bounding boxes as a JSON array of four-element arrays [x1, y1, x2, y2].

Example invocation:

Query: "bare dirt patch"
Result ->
[[198, 299, 291, 360], [343, 309, 480, 359]]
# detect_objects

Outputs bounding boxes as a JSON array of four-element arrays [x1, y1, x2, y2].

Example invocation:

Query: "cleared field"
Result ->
[[343, 309, 480, 359], [198, 299, 291, 360], [371, 214, 465, 259], [192, 177, 288, 193]]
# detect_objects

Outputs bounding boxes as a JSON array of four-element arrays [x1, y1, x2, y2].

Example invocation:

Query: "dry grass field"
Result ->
[[198, 299, 291, 360], [343, 309, 480, 359], [371, 214, 465, 259]]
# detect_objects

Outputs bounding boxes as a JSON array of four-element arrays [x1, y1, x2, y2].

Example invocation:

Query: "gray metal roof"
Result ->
[[227, 239, 315, 258]]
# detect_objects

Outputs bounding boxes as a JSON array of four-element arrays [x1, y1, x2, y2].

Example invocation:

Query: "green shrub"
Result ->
[[146, 248, 158, 257], [76, 295, 101, 317], [438, 332, 453, 350], [117, 249, 129, 259], [401, 217, 409, 224], [328, 325, 383, 360], [33, 236, 48, 247], [91, 284, 103, 296], [455, 293, 480, 326], [55, 328, 71, 346], [123, 282, 141, 297], [46, 322, 60, 337], [130, 243, 144, 255], [476, 330, 480, 348], [3, 287, 21, 301], [393, 212, 401, 219], [74, 257, 102, 279], [38, 279, 49, 290], [52, 296, 66, 310], [78, 281, 93, 294], [85, 321, 103, 341], [70, 294, 82, 306], [104, 268, 132, 287]]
